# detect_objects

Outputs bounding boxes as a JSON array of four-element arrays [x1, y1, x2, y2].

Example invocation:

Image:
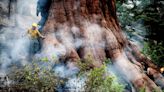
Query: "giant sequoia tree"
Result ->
[[41, 0, 164, 91]]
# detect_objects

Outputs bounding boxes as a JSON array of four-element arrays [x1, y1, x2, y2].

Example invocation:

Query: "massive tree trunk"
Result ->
[[42, 0, 164, 91]]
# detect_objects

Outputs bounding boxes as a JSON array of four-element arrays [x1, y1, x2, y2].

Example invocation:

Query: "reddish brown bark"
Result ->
[[42, 0, 164, 91]]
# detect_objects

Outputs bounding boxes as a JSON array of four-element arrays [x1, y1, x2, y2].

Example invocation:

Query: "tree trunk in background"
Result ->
[[42, 0, 164, 91], [0, 0, 17, 27]]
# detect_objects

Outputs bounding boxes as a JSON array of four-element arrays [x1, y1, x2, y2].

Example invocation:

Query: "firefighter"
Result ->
[[27, 23, 45, 54]]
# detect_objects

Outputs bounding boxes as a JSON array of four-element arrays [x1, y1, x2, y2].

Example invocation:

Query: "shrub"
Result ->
[[142, 42, 164, 67], [8, 61, 62, 92], [84, 65, 124, 92], [77, 55, 124, 92]]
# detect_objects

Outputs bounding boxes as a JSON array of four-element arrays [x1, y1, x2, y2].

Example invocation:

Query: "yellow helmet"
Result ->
[[32, 23, 38, 27]]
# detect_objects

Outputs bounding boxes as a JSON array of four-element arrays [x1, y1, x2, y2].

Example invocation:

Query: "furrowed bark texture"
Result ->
[[42, 0, 164, 91]]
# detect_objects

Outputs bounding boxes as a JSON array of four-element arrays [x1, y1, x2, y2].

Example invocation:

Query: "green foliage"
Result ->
[[6, 54, 124, 92], [77, 54, 93, 73], [84, 65, 124, 92], [152, 88, 162, 92], [104, 58, 112, 64], [8, 61, 62, 92], [139, 87, 146, 92], [116, 0, 148, 41], [139, 87, 161, 92], [116, 0, 164, 41], [78, 55, 124, 92], [40, 55, 57, 63], [142, 42, 164, 67], [41, 57, 49, 62]]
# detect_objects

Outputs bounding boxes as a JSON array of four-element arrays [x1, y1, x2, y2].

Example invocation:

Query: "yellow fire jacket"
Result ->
[[28, 29, 43, 39]]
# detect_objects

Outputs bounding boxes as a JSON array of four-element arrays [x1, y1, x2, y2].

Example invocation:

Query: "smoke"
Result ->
[[108, 52, 146, 92], [127, 21, 147, 49], [113, 53, 142, 81], [0, 28, 29, 70], [107, 62, 136, 92], [0, 0, 39, 73], [66, 76, 86, 92], [0, 72, 11, 88], [36, 34, 67, 62], [84, 22, 105, 48], [52, 63, 79, 78]]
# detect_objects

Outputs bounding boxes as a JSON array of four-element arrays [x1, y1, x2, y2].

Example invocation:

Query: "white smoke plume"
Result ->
[[0, 0, 39, 73]]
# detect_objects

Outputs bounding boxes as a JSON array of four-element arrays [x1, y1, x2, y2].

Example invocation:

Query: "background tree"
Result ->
[[117, 0, 164, 67]]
